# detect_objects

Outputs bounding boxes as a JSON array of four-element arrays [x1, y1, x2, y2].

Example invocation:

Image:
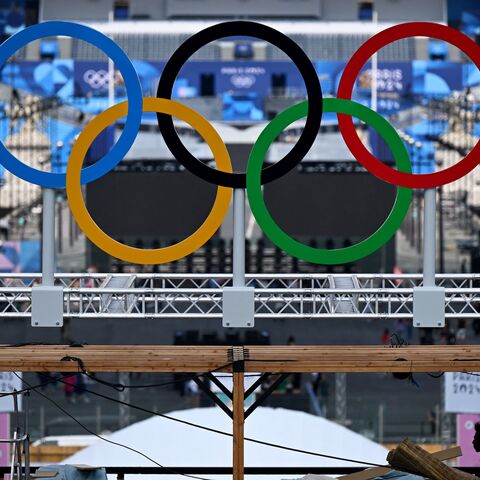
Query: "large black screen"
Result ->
[[263, 170, 397, 240], [86, 170, 217, 242]]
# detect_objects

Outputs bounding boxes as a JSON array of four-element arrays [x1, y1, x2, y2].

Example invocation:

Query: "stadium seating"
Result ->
[[71, 34, 220, 60], [71, 33, 416, 61]]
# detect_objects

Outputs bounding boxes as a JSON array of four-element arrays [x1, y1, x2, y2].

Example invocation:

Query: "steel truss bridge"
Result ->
[[1, 273, 480, 319]]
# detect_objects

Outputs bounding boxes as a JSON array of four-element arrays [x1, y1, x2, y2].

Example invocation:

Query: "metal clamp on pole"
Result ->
[[31, 188, 63, 327], [413, 188, 445, 328], [230, 346, 246, 372], [223, 189, 255, 328]]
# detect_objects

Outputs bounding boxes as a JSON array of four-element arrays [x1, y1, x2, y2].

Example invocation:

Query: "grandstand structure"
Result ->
[[17, 19, 448, 63], [66, 24, 421, 62]]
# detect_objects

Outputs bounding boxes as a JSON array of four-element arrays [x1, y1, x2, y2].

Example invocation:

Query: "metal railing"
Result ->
[[0, 273, 479, 319]]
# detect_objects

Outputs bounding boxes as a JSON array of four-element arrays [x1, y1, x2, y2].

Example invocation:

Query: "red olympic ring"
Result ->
[[337, 22, 480, 188]]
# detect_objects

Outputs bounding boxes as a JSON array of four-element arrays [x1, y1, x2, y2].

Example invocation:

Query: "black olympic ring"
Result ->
[[156, 20, 323, 188]]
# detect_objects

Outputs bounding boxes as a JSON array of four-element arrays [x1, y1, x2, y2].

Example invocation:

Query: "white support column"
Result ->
[[423, 188, 436, 287], [31, 188, 63, 327], [233, 188, 246, 287], [223, 188, 254, 328], [41, 188, 55, 287], [413, 188, 445, 328]]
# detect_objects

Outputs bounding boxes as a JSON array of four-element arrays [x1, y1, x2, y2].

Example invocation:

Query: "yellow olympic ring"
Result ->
[[66, 97, 233, 264]]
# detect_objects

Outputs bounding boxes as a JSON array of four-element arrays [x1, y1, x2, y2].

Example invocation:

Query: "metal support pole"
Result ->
[[32, 188, 63, 327], [335, 372, 347, 424], [435, 403, 441, 445], [413, 188, 445, 327], [39, 406, 45, 438], [233, 371, 244, 480], [423, 188, 436, 287], [378, 403, 384, 444], [417, 193, 423, 255], [440, 375, 452, 448], [96, 405, 101, 433], [9, 431, 16, 480], [24, 436, 30, 480], [24, 391, 29, 478], [438, 187, 445, 273], [12, 393, 21, 480], [42, 188, 55, 287], [233, 188, 245, 287], [223, 189, 254, 327], [118, 372, 130, 429]]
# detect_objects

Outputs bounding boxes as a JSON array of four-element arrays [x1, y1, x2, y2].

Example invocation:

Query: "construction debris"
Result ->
[[387, 439, 477, 480]]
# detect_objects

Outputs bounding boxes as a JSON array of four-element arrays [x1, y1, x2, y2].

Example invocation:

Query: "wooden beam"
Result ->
[[233, 371, 244, 480], [0, 345, 479, 372], [245, 346, 480, 373]]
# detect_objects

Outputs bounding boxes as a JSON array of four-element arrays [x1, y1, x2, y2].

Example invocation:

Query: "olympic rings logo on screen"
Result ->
[[83, 69, 110, 89], [0, 20, 479, 266]]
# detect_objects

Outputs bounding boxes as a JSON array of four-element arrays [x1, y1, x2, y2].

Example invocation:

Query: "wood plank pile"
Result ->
[[339, 446, 462, 479], [387, 439, 478, 480]]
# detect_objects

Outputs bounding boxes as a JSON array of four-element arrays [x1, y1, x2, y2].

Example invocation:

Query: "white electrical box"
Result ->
[[413, 286, 445, 328], [222, 286, 255, 328], [32, 285, 64, 327]]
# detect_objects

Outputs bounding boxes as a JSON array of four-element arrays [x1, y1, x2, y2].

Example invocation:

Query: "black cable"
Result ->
[[13, 373, 212, 480], [59, 356, 261, 391], [389, 333, 408, 347], [108, 373, 263, 390], [76, 357, 236, 389], [39, 371, 385, 468], [0, 373, 72, 398], [60, 356, 125, 391]]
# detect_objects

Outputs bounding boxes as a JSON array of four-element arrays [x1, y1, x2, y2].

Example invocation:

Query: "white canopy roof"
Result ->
[[83, 20, 401, 36], [65, 407, 387, 469]]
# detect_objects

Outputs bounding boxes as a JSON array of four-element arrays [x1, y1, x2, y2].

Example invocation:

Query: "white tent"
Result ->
[[65, 407, 387, 469]]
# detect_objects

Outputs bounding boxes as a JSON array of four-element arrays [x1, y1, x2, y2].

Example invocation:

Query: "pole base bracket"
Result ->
[[413, 286, 445, 328], [222, 287, 254, 328], [32, 286, 63, 327]]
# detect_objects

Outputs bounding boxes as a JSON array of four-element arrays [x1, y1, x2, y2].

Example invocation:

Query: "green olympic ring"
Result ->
[[246, 98, 413, 265]]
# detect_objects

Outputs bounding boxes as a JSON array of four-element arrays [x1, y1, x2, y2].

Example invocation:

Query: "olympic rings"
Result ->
[[0, 21, 143, 188], [246, 98, 412, 264], [66, 98, 232, 264], [1, 20, 478, 267], [156, 21, 323, 189], [337, 22, 480, 189]]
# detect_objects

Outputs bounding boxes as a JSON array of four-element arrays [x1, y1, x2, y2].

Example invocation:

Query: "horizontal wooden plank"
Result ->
[[0, 345, 479, 373]]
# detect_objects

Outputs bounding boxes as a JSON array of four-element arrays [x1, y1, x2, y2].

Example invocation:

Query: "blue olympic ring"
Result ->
[[0, 21, 142, 188]]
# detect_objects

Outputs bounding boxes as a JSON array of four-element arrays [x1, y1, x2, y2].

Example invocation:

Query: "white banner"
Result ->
[[445, 372, 480, 414], [0, 372, 22, 413]]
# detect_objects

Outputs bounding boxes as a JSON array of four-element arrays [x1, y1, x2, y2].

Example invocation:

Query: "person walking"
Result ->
[[63, 373, 77, 404]]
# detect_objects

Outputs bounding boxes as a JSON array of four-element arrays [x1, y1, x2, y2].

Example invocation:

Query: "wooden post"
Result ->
[[233, 371, 244, 480]]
